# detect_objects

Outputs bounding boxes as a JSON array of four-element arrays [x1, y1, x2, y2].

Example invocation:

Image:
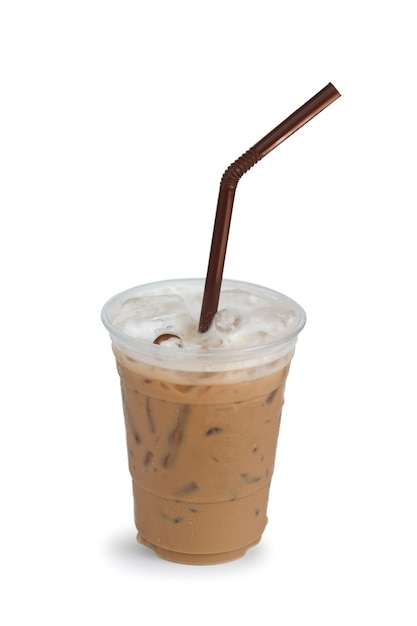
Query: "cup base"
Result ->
[[137, 533, 259, 565]]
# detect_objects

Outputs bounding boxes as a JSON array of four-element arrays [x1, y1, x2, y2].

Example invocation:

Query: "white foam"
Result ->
[[103, 279, 305, 352]]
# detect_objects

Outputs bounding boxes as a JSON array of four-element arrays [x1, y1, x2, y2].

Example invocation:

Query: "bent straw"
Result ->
[[198, 82, 341, 333]]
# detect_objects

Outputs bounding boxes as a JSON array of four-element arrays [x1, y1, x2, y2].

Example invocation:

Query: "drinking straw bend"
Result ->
[[198, 83, 340, 333]]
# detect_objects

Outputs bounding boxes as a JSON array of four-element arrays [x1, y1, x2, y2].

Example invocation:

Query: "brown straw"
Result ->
[[198, 82, 341, 332]]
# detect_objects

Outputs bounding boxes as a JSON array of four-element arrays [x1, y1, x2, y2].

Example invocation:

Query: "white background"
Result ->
[[1, 1, 416, 624]]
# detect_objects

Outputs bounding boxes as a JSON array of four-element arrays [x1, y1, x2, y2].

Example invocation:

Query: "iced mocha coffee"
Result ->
[[101, 279, 306, 564]]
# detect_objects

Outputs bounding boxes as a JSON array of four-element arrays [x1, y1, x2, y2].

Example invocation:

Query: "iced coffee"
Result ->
[[101, 278, 306, 564]]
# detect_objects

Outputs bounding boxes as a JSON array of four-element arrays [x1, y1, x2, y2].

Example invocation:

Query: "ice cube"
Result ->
[[121, 316, 162, 338], [251, 306, 297, 335], [117, 294, 191, 341], [214, 308, 243, 333], [218, 289, 263, 313], [121, 294, 185, 319]]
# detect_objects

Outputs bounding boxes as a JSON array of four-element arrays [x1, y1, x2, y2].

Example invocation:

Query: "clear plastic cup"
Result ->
[[101, 278, 306, 564]]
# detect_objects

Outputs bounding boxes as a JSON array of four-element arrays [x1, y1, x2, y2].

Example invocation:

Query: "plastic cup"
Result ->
[[101, 278, 306, 564]]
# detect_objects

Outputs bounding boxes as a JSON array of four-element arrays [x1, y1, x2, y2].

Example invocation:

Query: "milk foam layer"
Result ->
[[102, 279, 306, 355]]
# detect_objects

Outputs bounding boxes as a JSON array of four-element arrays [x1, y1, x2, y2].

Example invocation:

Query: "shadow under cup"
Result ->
[[101, 279, 306, 565]]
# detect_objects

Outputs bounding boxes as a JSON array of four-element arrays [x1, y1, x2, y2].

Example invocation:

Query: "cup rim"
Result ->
[[101, 277, 306, 366]]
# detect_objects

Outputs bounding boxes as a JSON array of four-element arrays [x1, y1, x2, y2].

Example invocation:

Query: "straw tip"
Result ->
[[328, 82, 342, 98]]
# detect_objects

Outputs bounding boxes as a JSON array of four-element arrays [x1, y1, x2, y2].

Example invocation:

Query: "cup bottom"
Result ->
[[138, 533, 260, 565]]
